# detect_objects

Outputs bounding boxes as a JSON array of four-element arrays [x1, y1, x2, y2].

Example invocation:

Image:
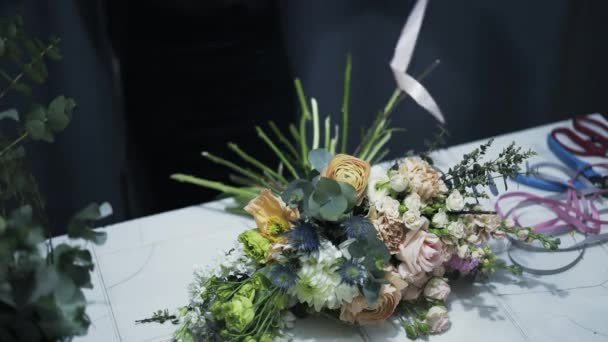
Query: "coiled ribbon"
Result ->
[[495, 163, 608, 274]]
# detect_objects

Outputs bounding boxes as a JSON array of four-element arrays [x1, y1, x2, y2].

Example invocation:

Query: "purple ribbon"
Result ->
[[495, 163, 608, 274]]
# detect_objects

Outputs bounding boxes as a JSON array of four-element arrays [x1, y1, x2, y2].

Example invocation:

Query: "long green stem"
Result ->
[[294, 79, 311, 166], [170, 174, 259, 198], [202, 151, 275, 189], [324, 116, 331, 149], [227, 143, 287, 184], [311, 98, 320, 150], [268, 121, 299, 159], [341, 53, 352, 153], [256, 126, 299, 180], [364, 132, 392, 162]]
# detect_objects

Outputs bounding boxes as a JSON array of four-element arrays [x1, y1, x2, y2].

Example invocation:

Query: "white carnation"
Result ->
[[376, 196, 401, 220]]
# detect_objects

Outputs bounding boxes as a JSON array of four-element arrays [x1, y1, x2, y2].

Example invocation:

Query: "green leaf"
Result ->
[[0, 108, 19, 122], [337, 181, 357, 210], [308, 148, 332, 172], [47, 96, 71, 132], [319, 196, 347, 221], [26, 104, 46, 121], [46, 45, 62, 61], [25, 120, 45, 140], [67, 203, 112, 245], [13, 82, 32, 96]]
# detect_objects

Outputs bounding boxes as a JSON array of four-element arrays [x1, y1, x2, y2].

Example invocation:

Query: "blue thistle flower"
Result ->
[[268, 265, 297, 290], [338, 260, 367, 286], [341, 216, 375, 239], [284, 222, 320, 253]]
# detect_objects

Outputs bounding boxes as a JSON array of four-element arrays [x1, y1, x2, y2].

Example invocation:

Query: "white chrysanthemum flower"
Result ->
[[291, 240, 359, 311]]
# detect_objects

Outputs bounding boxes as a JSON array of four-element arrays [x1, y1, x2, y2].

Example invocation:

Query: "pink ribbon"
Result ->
[[390, 0, 445, 124], [496, 163, 608, 236]]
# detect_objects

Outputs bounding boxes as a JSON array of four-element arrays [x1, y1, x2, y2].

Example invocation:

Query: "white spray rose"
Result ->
[[517, 229, 529, 241], [447, 220, 465, 239], [426, 306, 450, 333], [389, 173, 409, 192], [457, 244, 469, 258], [445, 189, 465, 212], [402, 210, 429, 231], [431, 210, 449, 228], [423, 277, 451, 301], [403, 192, 422, 211], [377, 196, 401, 220]]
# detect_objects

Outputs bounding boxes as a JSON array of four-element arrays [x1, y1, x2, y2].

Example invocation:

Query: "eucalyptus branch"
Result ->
[[0, 37, 61, 101], [0, 131, 28, 157]]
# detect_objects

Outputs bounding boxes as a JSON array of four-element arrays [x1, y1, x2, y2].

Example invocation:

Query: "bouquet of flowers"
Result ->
[[142, 1, 559, 340]]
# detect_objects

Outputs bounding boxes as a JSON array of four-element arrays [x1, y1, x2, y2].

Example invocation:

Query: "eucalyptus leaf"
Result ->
[[319, 196, 347, 221], [337, 181, 357, 210], [0, 108, 18, 121], [362, 279, 382, 305], [308, 148, 332, 172], [67, 203, 111, 245]]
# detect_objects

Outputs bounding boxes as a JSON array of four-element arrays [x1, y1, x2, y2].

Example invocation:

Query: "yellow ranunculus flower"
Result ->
[[322, 154, 371, 202], [244, 189, 299, 242]]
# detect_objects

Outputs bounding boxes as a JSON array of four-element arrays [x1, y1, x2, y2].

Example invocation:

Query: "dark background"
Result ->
[[1, 0, 607, 233]]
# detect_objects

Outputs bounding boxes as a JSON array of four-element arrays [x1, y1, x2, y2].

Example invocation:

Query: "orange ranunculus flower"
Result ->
[[244, 189, 299, 242], [339, 283, 402, 325], [321, 154, 371, 202]]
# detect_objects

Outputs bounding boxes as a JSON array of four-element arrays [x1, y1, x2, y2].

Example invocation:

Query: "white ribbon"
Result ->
[[390, 0, 445, 124]]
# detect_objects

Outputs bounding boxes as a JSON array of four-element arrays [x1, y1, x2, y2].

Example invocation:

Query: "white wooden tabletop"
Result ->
[[70, 115, 608, 342]]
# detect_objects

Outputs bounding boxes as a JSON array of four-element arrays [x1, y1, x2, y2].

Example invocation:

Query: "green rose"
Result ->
[[238, 229, 271, 264], [223, 295, 255, 333], [237, 283, 256, 301]]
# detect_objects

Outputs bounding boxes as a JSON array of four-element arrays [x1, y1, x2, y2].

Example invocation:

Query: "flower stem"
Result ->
[[256, 126, 299, 180], [227, 143, 288, 184], [171, 174, 259, 198], [341, 53, 352, 153]]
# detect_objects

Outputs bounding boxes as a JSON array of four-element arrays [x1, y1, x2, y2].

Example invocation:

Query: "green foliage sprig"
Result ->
[[0, 15, 109, 341], [442, 139, 536, 200]]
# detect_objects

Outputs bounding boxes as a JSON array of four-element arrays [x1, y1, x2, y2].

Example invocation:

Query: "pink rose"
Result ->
[[426, 306, 450, 333], [423, 277, 451, 301], [397, 264, 429, 300], [396, 230, 444, 274]]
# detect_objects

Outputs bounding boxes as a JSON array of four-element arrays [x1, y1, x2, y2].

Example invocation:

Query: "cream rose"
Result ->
[[457, 244, 469, 258], [322, 154, 371, 203], [377, 196, 401, 220], [403, 192, 422, 211], [402, 210, 429, 231], [396, 230, 443, 274], [445, 189, 465, 212], [447, 220, 465, 239], [431, 210, 449, 228], [426, 306, 450, 333], [423, 277, 451, 301]]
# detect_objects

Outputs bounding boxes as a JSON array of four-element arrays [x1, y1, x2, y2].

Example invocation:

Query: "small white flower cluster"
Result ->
[[289, 239, 358, 312], [185, 241, 257, 336]]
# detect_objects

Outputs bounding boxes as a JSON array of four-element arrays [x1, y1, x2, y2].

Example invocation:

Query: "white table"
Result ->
[[72, 115, 608, 342]]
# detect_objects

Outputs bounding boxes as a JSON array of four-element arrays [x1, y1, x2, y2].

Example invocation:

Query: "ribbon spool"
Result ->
[[496, 163, 608, 274]]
